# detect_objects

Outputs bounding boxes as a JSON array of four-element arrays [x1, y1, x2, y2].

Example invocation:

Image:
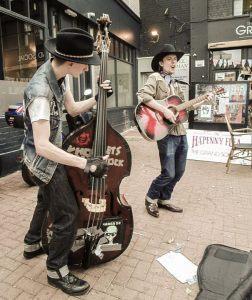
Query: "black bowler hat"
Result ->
[[151, 44, 184, 72], [44, 27, 100, 65]]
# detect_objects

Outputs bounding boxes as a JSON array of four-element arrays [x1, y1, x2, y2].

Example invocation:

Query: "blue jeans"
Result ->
[[146, 135, 188, 203]]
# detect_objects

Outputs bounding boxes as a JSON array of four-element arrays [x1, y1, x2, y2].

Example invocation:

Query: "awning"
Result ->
[[208, 39, 252, 49]]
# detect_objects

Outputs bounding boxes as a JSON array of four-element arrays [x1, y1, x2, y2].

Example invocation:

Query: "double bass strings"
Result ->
[[86, 42, 108, 237]]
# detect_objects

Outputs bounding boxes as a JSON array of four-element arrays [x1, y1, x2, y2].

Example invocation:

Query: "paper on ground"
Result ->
[[157, 251, 198, 284]]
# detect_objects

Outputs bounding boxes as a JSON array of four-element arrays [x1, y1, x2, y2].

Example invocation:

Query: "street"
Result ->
[[0, 128, 252, 300]]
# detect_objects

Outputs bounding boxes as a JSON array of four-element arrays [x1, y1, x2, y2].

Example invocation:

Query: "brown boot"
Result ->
[[145, 200, 159, 218], [157, 202, 183, 213]]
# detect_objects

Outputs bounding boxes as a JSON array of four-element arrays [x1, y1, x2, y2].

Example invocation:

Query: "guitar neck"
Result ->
[[176, 94, 211, 111]]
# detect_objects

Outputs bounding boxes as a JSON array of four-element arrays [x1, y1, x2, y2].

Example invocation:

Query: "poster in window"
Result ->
[[195, 83, 247, 124], [249, 82, 252, 100], [215, 71, 236, 82], [213, 49, 241, 70], [238, 59, 252, 81], [200, 105, 212, 120], [226, 103, 243, 124]]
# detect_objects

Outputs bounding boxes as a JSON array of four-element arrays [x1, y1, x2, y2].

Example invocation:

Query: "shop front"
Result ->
[[0, 0, 140, 176], [187, 0, 252, 166], [190, 5, 252, 132]]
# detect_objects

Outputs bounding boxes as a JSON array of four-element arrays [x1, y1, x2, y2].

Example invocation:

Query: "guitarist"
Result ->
[[137, 44, 213, 218]]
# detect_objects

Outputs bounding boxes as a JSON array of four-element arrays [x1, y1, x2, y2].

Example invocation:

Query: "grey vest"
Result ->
[[23, 60, 67, 184]]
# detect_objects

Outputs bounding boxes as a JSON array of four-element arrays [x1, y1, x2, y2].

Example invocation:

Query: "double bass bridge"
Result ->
[[82, 198, 106, 213]]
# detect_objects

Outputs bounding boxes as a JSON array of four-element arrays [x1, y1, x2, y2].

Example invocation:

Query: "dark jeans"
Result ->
[[24, 165, 79, 270], [147, 135, 188, 202]]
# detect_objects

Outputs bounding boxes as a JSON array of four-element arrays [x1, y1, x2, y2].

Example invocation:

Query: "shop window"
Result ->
[[117, 60, 133, 107], [30, 0, 44, 23], [109, 38, 115, 57], [119, 43, 124, 60], [1, 15, 45, 81], [212, 48, 252, 82], [212, 49, 241, 81], [114, 40, 119, 58], [79, 71, 91, 100], [49, 10, 60, 38], [107, 58, 116, 108], [234, 0, 252, 16], [0, 0, 9, 9], [10, 0, 28, 17], [76, 19, 88, 31], [194, 82, 248, 125]]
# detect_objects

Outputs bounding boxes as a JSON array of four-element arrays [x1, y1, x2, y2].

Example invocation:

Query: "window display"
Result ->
[[1, 16, 45, 81], [214, 71, 236, 81], [213, 49, 241, 71], [194, 82, 248, 124], [212, 48, 252, 82], [234, 0, 252, 16]]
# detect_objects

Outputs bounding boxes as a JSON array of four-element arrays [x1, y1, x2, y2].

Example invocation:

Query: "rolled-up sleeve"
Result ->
[[137, 75, 157, 103]]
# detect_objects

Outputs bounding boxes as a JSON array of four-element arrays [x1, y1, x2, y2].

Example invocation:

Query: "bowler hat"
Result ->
[[44, 27, 100, 65], [151, 44, 184, 72]]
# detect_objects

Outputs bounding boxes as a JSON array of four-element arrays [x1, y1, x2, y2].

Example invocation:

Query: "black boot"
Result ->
[[23, 247, 44, 259], [23, 242, 45, 259], [47, 272, 90, 295]]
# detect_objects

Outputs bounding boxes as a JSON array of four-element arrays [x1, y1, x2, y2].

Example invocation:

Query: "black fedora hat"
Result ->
[[44, 27, 100, 65], [151, 44, 184, 72]]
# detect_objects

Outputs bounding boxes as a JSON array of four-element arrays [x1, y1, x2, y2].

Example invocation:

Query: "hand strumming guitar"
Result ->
[[142, 99, 176, 124], [163, 107, 176, 124]]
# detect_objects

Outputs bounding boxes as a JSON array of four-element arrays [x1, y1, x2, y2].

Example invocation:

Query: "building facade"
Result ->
[[190, 0, 252, 130], [0, 0, 140, 176], [137, 0, 191, 100]]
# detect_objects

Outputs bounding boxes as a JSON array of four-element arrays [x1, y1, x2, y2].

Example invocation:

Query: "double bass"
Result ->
[[41, 14, 133, 268]]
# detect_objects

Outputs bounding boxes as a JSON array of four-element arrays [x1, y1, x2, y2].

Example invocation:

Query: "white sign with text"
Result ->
[[187, 129, 252, 165]]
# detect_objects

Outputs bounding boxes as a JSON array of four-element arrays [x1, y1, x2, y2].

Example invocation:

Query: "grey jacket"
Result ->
[[23, 60, 67, 184], [137, 72, 187, 135]]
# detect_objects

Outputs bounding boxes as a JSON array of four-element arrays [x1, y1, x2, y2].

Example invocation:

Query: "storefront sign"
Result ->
[[187, 129, 251, 165], [208, 18, 252, 45], [18, 51, 44, 63], [235, 25, 252, 37]]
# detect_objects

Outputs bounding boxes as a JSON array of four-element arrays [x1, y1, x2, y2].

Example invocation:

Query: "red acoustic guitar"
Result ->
[[134, 87, 224, 141]]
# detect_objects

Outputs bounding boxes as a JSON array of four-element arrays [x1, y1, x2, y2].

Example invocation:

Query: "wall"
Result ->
[[190, 0, 209, 83], [208, 0, 233, 18], [139, 0, 190, 57], [57, 0, 140, 48], [121, 0, 140, 16]]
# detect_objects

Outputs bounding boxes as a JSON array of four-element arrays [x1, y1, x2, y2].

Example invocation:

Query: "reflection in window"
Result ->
[[234, 0, 252, 15], [109, 38, 115, 57], [243, 0, 252, 13], [0, 0, 9, 9], [49, 10, 60, 38], [10, 0, 28, 16], [114, 40, 119, 58], [30, 0, 44, 23], [117, 61, 133, 107], [1, 16, 45, 81], [107, 58, 116, 108]]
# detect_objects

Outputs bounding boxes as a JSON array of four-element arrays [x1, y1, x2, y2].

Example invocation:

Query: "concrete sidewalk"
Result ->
[[0, 128, 252, 300]]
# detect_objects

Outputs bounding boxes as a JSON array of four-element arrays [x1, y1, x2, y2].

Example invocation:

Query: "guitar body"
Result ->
[[134, 95, 187, 141]]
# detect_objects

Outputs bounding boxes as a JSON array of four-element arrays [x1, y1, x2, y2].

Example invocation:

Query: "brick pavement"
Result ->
[[0, 128, 252, 300]]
